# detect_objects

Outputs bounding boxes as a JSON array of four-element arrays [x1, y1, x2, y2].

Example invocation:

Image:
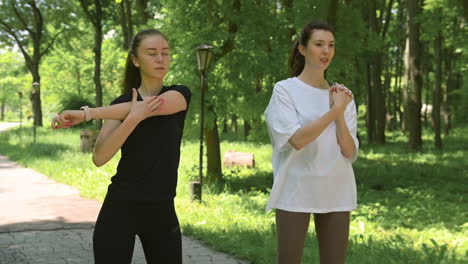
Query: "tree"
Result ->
[[116, 0, 153, 50], [363, 0, 395, 144], [433, 24, 442, 148], [405, 0, 424, 149], [78, 0, 112, 128], [118, 0, 133, 50], [0, 0, 70, 126]]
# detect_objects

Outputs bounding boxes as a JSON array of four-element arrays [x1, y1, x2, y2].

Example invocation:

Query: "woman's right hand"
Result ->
[[127, 88, 164, 123], [51, 110, 85, 130]]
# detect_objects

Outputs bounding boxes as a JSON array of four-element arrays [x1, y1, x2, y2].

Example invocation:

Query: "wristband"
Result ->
[[80, 106, 92, 122]]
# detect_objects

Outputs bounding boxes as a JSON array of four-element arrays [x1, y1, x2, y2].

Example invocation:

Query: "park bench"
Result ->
[[223, 151, 255, 168]]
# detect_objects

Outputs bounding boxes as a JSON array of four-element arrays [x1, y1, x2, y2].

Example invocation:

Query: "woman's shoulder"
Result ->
[[272, 77, 299, 98], [275, 77, 297, 89]]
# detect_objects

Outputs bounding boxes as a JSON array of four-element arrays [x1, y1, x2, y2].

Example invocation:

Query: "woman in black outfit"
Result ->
[[52, 29, 191, 264]]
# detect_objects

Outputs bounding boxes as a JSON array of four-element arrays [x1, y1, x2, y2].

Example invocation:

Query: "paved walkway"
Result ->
[[0, 122, 248, 264]]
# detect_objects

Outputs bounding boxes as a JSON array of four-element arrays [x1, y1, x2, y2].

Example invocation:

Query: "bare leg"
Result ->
[[276, 209, 311, 264], [314, 212, 350, 264]]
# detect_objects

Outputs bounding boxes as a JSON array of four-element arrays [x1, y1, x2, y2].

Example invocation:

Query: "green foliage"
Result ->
[[1, 0, 467, 141], [0, 51, 31, 120], [59, 93, 95, 110], [0, 0, 74, 49], [40, 34, 126, 116]]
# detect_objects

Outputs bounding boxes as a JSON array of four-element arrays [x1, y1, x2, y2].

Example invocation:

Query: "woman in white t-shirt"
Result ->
[[264, 21, 358, 264]]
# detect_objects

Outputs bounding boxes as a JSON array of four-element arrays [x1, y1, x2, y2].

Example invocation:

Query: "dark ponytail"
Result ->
[[288, 21, 335, 77], [122, 29, 168, 94]]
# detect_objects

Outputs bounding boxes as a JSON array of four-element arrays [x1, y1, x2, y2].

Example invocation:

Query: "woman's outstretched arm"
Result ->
[[51, 90, 187, 130]]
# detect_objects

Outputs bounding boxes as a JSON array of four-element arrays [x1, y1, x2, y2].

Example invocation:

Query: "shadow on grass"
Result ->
[[0, 126, 75, 162], [209, 151, 466, 232], [354, 154, 467, 232], [220, 170, 273, 194], [0, 142, 72, 161]]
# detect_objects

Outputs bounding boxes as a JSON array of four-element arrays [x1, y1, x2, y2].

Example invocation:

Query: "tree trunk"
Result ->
[[383, 64, 392, 131], [93, 0, 103, 128], [327, 0, 339, 28], [244, 120, 251, 139], [432, 28, 442, 149], [403, 37, 410, 133], [204, 109, 222, 183], [442, 48, 452, 135], [366, 62, 375, 142], [119, 0, 132, 50], [389, 43, 403, 131], [282, 0, 296, 40], [222, 117, 228, 134], [1, 97, 5, 121], [232, 114, 238, 133], [373, 10, 386, 143], [135, 0, 150, 26], [423, 77, 429, 128], [30, 66, 43, 127], [125, 0, 133, 43], [374, 55, 386, 144], [76, 66, 82, 95], [367, 0, 386, 144], [406, 0, 423, 149]]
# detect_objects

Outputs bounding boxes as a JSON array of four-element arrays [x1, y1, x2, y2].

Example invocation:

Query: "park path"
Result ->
[[0, 122, 248, 264]]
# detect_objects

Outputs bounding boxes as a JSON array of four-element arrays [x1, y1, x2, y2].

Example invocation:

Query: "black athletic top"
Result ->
[[106, 85, 191, 202]]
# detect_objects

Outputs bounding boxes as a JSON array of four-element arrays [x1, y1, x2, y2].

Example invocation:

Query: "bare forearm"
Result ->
[[88, 103, 131, 121], [289, 106, 343, 150], [335, 116, 355, 159], [92, 117, 139, 166]]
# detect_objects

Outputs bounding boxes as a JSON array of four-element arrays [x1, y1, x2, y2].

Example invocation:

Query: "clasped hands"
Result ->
[[329, 83, 353, 111], [51, 88, 164, 130]]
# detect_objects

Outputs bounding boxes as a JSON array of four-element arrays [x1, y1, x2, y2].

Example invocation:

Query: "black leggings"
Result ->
[[93, 197, 181, 264]]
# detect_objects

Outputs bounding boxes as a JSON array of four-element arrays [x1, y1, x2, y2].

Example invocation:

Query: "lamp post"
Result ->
[[190, 44, 214, 202]]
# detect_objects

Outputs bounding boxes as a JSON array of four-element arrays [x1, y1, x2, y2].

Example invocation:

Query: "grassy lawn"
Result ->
[[0, 124, 466, 263]]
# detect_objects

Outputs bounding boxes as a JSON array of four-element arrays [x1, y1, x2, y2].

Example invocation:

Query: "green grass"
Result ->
[[0, 125, 467, 263]]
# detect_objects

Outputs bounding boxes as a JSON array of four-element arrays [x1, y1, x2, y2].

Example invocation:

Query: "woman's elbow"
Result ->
[[92, 153, 107, 167], [289, 138, 304, 150], [341, 149, 355, 159]]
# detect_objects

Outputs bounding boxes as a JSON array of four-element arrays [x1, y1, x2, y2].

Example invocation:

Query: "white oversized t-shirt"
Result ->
[[264, 77, 359, 213]]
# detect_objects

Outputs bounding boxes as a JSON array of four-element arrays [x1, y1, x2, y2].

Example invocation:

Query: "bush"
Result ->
[[60, 93, 95, 111]]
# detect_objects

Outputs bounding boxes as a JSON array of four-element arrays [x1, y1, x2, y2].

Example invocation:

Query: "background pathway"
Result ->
[[0, 122, 248, 264]]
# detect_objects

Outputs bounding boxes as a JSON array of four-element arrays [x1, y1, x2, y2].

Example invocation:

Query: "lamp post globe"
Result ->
[[196, 44, 214, 71]]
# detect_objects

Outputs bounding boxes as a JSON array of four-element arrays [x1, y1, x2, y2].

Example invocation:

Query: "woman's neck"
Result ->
[[297, 67, 328, 90], [138, 77, 164, 97]]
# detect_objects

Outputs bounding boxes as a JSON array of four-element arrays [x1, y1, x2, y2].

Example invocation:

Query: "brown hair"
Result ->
[[289, 21, 335, 77], [122, 29, 168, 94]]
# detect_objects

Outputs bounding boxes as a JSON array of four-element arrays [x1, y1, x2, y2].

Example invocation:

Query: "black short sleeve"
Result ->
[[169, 85, 192, 109]]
